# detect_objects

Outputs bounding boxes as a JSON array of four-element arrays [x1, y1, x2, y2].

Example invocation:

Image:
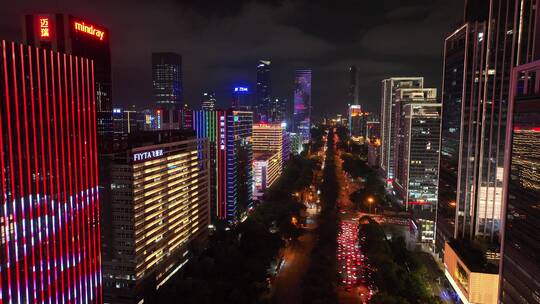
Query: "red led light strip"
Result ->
[[35, 46, 47, 301], [0, 41, 101, 302], [20, 43, 38, 303], [29, 44, 41, 303], [1, 40, 12, 304], [7, 41, 22, 304]]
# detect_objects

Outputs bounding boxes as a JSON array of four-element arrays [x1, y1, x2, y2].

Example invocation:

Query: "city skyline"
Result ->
[[1, 1, 540, 304], [0, 0, 462, 116]]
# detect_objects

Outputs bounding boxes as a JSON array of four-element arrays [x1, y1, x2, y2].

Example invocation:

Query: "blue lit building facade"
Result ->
[[293, 70, 312, 143], [192, 110, 253, 222]]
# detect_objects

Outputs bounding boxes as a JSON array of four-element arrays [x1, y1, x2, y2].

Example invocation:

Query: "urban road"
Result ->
[[270, 205, 318, 304], [271, 138, 325, 304], [335, 135, 371, 304]]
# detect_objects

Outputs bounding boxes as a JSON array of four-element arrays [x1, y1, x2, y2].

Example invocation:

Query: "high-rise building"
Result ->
[[349, 105, 362, 140], [499, 61, 540, 304], [349, 65, 359, 105], [201, 91, 216, 111], [394, 88, 440, 242], [439, 1, 540, 303], [282, 127, 292, 163], [192, 110, 253, 222], [0, 40, 102, 303], [367, 141, 380, 168], [152, 52, 182, 110], [256, 60, 271, 122], [452, 0, 539, 244], [112, 107, 145, 149], [289, 132, 303, 155], [366, 120, 380, 143], [252, 123, 284, 167], [232, 86, 250, 109], [380, 78, 423, 181], [23, 13, 113, 151], [293, 69, 312, 143], [102, 131, 210, 303], [269, 97, 287, 123], [151, 106, 193, 131], [436, 23, 469, 258], [253, 152, 282, 201]]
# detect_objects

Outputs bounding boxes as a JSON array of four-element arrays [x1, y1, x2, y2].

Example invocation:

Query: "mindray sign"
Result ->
[[73, 21, 105, 40], [133, 149, 163, 162]]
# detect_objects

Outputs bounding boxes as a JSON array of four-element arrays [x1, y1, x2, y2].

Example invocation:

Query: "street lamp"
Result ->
[[367, 197, 374, 214]]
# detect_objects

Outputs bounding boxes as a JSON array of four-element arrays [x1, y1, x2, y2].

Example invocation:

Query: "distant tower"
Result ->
[[152, 52, 183, 110], [201, 91, 216, 111], [380, 77, 424, 180], [293, 70, 312, 143], [257, 60, 271, 121], [349, 65, 359, 105], [232, 86, 250, 109]]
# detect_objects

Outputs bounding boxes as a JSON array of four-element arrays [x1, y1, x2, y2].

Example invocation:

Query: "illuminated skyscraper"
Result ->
[[500, 61, 540, 304], [252, 123, 284, 165], [348, 105, 362, 140], [435, 23, 469, 257], [256, 60, 271, 121], [232, 86, 250, 109], [293, 69, 312, 143], [112, 107, 145, 150], [438, 1, 540, 303], [201, 91, 216, 111], [452, 0, 539, 243], [102, 131, 210, 303], [253, 152, 282, 200], [380, 77, 423, 181], [366, 120, 380, 143], [23, 13, 113, 150], [152, 52, 182, 110], [349, 65, 359, 105], [192, 110, 253, 222], [394, 88, 440, 242], [0, 40, 102, 303]]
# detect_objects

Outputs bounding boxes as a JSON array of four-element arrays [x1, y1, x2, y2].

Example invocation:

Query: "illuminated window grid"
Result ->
[[130, 141, 209, 286]]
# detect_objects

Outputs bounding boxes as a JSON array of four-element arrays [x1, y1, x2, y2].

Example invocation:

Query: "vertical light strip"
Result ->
[[85, 58, 97, 302], [91, 60, 103, 304], [67, 54, 78, 301], [73, 55, 84, 302], [1, 40, 13, 304], [55, 51, 67, 304], [79, 57, 90, 303], [32, 46, 45, 303], [62, 53, 74, 303], [12, 43, 30, 299], [48, 50, 60, 303], [36, 47, 47, 301], [7, 41, 22, 304], [43, 48, 55, 304]]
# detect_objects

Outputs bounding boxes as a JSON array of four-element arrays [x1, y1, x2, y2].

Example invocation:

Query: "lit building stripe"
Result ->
[[0, 41, 101, 303]]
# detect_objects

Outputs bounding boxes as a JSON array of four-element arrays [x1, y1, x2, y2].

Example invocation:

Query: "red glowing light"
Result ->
[[73, 21, 105, 41]]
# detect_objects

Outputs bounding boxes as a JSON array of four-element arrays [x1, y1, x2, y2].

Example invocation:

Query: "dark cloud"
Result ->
[[0, 0, 463, 118]]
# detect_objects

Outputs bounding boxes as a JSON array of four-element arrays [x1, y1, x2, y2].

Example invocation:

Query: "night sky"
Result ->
[[0, 0, 463, 119]]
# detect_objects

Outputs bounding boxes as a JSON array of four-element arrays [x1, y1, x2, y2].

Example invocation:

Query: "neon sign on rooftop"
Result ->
[[73, 21, 105, 40]]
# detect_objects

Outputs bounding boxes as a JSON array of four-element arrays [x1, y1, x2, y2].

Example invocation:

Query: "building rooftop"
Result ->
[[125, 130, 196, 149], [253, 151, 278, 161], [448, 239, 499, 274]]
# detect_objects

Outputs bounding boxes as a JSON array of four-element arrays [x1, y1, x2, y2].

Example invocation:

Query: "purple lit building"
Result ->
[[293, 69, 312, 143]]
